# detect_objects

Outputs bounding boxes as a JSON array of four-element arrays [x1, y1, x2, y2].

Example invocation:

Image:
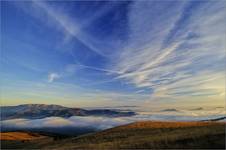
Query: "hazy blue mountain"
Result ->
[[1, 104, 136, 120]]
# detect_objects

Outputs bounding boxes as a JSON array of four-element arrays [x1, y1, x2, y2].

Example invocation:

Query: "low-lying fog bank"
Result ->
[[1, 108, 225, 135]]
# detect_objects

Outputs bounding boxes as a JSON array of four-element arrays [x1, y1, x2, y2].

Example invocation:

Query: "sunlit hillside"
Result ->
[[0, 132, 46, 141], [47, 121, 225, 149], [1, 121, 225, 149]]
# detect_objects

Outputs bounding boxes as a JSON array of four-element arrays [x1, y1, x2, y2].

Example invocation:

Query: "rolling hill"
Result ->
[[0, 132, 46, 141], [48, 121, 225, 149], [1, 121, 225, 149]]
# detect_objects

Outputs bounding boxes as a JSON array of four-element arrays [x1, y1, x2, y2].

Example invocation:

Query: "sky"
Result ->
[[1, 0, 225, 109]]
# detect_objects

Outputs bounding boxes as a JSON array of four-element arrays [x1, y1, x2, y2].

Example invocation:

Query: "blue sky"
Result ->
[[1, 1, 225, 109]]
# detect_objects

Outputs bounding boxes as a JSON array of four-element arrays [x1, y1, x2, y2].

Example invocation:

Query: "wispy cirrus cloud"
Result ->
[[16, 1, 225, 103], [3, 1, 225, 109], [111, 1, 226, 101], [29, 1, 123, 57], [16, 1, 126, 83]]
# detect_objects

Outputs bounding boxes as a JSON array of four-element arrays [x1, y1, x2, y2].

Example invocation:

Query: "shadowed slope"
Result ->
[[46, 121, 225, 149], [1, 121, 225, 149]]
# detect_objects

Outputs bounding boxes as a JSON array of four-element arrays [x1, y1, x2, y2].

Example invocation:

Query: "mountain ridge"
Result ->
[[1, 104, 136, 120]]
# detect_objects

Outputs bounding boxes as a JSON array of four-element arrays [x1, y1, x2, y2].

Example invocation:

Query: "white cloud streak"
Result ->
[[30, 1, 116, 57], [48, 73, 60, 83], [111, 1, 226, 100], [11, 1, 225, 106]]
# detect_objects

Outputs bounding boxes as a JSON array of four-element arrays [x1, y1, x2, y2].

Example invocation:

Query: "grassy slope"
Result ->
[[1, 121, 225, 149], [47, 121, 226, 149], [0, 132, 46, 140], [0, 132, 53, 149]]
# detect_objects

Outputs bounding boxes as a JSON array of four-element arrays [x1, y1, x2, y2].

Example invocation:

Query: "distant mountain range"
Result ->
[[1, 104, 136, 120], [189, 107, 203, 111], [161, 109, 178, 112]]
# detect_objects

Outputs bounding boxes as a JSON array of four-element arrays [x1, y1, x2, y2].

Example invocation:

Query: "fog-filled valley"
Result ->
[[1, 104, 225, 135]]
